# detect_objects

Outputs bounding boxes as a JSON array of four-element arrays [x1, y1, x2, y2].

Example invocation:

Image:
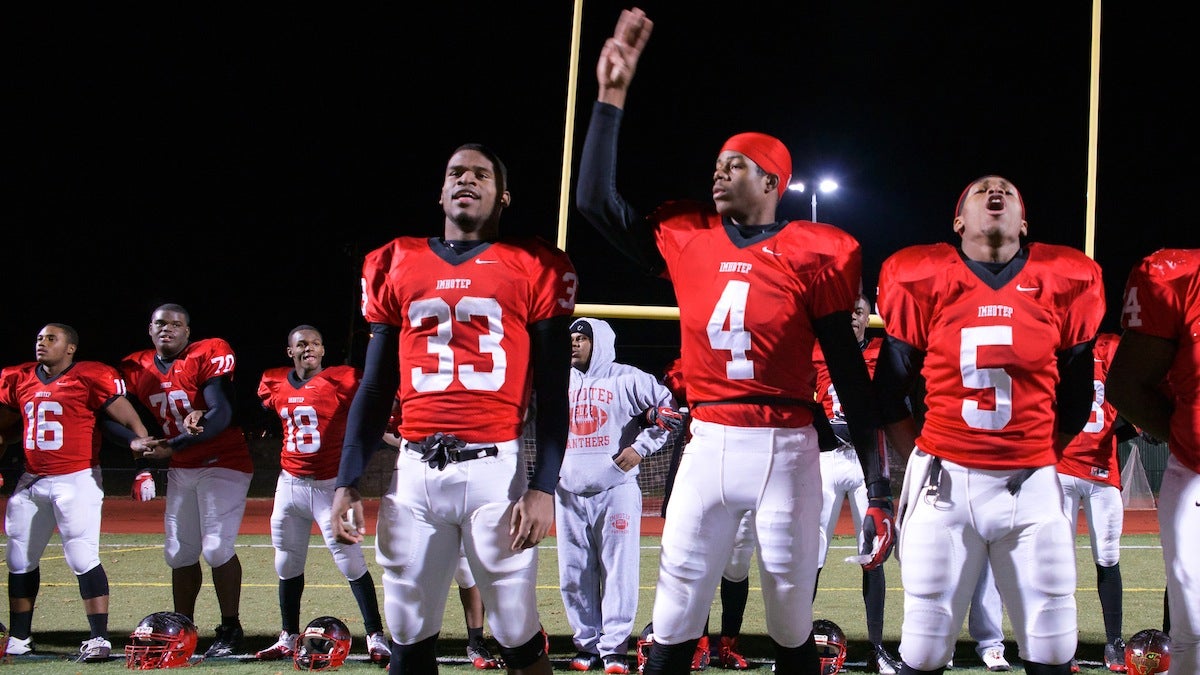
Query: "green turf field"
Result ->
[[0, 533, 1166, 673]]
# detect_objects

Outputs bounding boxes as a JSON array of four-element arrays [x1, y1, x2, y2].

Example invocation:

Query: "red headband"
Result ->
[[721, 132, 792, 199]]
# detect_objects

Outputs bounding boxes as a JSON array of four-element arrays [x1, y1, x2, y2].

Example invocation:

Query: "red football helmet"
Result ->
[[636, 622, 655, 673], [124, 611, 199, 669], [812, 619, 847, 675], [293, 616, 353, 671], [1124, 629, 1171, 674]]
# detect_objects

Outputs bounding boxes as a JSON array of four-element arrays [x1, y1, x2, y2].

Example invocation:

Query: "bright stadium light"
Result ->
[[788, 179, 839, 221]]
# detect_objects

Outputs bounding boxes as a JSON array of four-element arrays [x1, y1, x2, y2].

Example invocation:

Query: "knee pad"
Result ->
[[76, 565, 109, 600], [393, 632, 439, 674], [8, 568, 40, 598], [498, 626, 548, 670]]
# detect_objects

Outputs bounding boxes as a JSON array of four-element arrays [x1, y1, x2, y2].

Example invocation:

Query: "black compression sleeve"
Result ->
[[813, 311, 888, 492], [1056, 339, 1096, 437], [527, 315, 572, 494], [577, 101, 665, 276], [1113, 416, 1138, 444], [167, 377, 234, 450], [336, 323, 400, 489], [873, 335, 925, 425]]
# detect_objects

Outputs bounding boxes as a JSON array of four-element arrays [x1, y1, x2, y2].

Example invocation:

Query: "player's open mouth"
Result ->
[[987, 195, 1005, 210], [453, 190, 479, 200]]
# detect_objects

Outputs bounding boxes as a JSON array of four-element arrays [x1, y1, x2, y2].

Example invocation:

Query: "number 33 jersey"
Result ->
[[877, 242, 1104, 469], [360, 236, 577, 444], [651, 200, 863, 429]]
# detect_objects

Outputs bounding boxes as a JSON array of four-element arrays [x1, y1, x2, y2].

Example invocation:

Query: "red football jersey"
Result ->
[[877, 242, 1104, 469], [360, 236, 577, 443], [120, 337, 253, 471], [652, 201, 862, 428], [1120, 248, 1200, 473], [1058, 333, 1122, 488], [813, 338, 881, 420], [258, 364, 360, 480], [0, 360, 126, 475]]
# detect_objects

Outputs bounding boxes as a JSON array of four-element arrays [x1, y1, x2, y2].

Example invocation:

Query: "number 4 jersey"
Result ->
[[651, 200, 863, 429], [360, 236, 577, 444], [877, 242, 1104, 469]]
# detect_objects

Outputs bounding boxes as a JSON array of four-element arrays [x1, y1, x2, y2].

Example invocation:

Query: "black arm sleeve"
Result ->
[[166, 377, 235, 451], [1113, 415, 1138, 444], [873, 335, 926, 425], [98, 399, 139, 448], [527, 314, 573, 494], [576, 101, 666, 276], [1056, 339, 1096, 437], [336, 323, 400, 489], [814, 311, 889, 494]]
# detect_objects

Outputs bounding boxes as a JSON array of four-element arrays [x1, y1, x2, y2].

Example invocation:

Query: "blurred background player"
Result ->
[[332, 142, 576, 675], [1057, 331, 1133, 672], [811, 293, 902, 674], [121, 303, 255, 658], [875, 175, 1104, 674], [1108, 248, 1200, 675], [579, 9, 893, 673], [0, 323, 152, 661], [254, 325, 389, 665], [559, 318, 675, 674]]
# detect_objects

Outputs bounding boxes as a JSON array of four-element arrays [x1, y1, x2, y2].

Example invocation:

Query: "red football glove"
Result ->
[[857, 498, 895, 570], [132, 470, 156, 502], [643, 406, 684, 433]]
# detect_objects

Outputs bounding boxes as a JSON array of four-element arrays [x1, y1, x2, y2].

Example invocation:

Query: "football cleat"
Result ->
[[255, 631, 298, 660], [871, 642, 901, 674], [1105, 637, 1127, 673], [467, 643, 500, 670], [77, 636, 112, 663], [713, 636, 748, 669], [204, 622, 243, 658], [571, 651, 601, 671], [692, 635, 710, 671], [981, 646, 1011, 672], [367, 631, 391, 666], [604, 654, 631, 674], [6, 635, 33, 656]]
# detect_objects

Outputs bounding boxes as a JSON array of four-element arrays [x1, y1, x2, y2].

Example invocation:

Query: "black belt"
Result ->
[[406, 432, 498, 470], [692, 396, 841, 451]]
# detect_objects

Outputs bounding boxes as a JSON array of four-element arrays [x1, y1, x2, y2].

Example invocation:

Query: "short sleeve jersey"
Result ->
[[877, 242, 1104, 469], [813, 337, 882, 421], [0, 360, 125, 475], [1119, 248, 1200, 473], [651, 201, 862, 428], [258, 364, 360, 480], [1058, 332, 1123, 488], [120, 337, 253, 471], [360, 236, 577, 443]]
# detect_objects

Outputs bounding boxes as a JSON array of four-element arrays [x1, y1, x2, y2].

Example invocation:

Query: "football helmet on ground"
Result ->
[[636, 622, 654, 672], [1124, 629, 1170, 674], [124, 611, 198, 669], [293, 616, 353, 671], [812, 619, 847, 675]]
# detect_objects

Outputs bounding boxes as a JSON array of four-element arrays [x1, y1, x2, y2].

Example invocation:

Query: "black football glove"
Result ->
[[643, 406, 684, 433]]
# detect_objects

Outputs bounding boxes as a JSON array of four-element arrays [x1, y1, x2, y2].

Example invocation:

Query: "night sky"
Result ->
[[9, 2, 1195, 422]]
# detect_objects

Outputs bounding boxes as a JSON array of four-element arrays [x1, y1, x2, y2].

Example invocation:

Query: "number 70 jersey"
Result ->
[[359, 235, 577, 444]]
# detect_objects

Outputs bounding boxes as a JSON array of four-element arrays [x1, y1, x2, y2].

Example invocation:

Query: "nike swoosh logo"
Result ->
[[1016, 284, 1039, 292], [761, 246, 781, 256], [475, 259, 499, 264]]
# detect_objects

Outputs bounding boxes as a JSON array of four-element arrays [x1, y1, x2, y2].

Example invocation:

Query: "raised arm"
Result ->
[[596, 7, 654, 110]]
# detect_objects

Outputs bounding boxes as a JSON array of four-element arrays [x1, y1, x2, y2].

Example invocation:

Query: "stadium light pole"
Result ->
[[788, 179, 839, 221]]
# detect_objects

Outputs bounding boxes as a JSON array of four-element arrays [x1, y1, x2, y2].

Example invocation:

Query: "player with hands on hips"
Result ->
[[578, 9, 892, 673], [873, 175, 1105, 674], [811, 293, 902, 675], [559, 318, 675, 674], [0, 323, 154, 661], [253, 325, 390, 665], [1107, 248, 1200, 675], [119, 303, 255, 659], [331, 143, 576, 675]]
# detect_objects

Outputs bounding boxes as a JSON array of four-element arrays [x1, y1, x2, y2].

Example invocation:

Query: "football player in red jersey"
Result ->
[[874, 175, 1104, 675], [331, 143, 577, 675], [812, 294, 902, 674], [120, 304, 255, 658], [1058, 332, 1136, 672], [578, 9, 893, 674], [1108, 248, 1200, 675], [253, 325, 390, 665], [0, 323, 153, 661]]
